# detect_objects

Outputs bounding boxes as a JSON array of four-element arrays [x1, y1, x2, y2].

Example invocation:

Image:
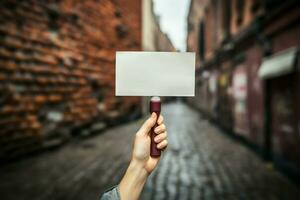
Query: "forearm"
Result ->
[[119, 160, 148, 200]]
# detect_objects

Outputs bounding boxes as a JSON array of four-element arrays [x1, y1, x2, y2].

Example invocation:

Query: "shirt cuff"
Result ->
[[100, 185, 120, 200]]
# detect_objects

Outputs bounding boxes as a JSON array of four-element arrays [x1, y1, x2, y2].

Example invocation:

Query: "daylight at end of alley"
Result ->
[[1, 0, 300, 200]]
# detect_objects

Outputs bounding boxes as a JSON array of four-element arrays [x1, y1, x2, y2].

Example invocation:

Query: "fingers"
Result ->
[[154, 131, 167, 143], [157, 139, 168, 149], [137, 113, 157, 136], [157, 115, 164, 125], [154, 127, 168, 149], [154, 124, 166, 134]]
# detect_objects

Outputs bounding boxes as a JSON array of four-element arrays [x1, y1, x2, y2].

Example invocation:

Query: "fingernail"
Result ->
[[154, 137, 159, 142], [154, 128, 159, 133]]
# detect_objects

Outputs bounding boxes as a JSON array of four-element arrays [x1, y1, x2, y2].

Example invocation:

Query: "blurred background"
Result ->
[[0, 0, 299, 200]]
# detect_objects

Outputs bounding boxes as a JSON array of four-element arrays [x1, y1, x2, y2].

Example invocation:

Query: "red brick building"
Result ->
[[0, 0, 142, 160], [187, 0, 300, 181]]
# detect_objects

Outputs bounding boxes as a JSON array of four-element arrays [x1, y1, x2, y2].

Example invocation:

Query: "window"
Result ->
[[236, 0, 245, 26]]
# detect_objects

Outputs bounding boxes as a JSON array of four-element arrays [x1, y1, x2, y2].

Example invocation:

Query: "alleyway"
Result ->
[[0, 102, 299, 200]]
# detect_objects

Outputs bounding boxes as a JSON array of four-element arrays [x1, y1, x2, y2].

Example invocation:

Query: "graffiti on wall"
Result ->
[[233, 66, 249, 135]]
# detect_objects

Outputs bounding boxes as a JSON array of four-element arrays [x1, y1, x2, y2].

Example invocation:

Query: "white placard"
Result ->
[[115, 51, 195, 96]]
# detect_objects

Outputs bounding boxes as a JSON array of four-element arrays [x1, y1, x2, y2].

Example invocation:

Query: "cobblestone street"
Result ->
[[0, 102, 299, 200]]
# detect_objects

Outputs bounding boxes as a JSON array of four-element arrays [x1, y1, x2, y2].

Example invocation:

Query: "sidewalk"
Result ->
[[0, 102, 299, 200]]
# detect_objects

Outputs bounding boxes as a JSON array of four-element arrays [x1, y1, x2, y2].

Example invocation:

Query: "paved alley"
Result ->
[[0, 102, 299, 200]]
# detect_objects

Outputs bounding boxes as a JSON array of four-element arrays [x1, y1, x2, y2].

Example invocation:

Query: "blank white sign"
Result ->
[[115, 51, 195, 96]]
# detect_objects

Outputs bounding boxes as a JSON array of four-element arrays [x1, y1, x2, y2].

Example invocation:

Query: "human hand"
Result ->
[[119, 113, 168, 200], [132, 112, 168, 174]]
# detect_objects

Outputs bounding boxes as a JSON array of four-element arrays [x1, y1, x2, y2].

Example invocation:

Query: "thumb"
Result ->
[[137, 113, 157, 136]]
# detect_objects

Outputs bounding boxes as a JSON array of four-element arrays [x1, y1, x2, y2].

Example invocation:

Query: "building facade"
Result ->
[[187, 0, 300, 180], [0, 0, 142, 160], [142, 0, 176, 111], [142, 0, 175, 52]]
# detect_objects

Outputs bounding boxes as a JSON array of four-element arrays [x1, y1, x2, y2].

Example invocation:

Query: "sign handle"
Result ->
[[149, 96, 161, 157]]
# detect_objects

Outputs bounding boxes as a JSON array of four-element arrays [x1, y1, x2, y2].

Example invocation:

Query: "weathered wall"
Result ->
[[0, 0, 141, 159], [187, 0, 300, 178], [142, 0, 156, 51], [186, 0, 209, 67]]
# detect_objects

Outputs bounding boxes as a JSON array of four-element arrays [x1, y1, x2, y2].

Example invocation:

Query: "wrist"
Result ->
[[129, 158, 149, 177], [119, 159, 148, 200]]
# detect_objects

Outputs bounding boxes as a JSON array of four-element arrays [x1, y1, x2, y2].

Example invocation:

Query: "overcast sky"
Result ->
[[152, 0, 191, 51]]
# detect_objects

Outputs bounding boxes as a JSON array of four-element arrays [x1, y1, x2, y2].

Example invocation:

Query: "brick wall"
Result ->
[[0, 0, 141, 160]]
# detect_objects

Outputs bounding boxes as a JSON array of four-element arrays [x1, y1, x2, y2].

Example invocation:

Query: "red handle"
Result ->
[[149, 97, 161, 157]]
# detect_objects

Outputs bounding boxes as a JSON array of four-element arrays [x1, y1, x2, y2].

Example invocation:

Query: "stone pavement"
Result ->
[[0, 102, 299, 200]]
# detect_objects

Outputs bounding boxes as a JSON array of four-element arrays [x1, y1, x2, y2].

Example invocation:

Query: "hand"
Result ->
[[119, 113, 168, 200], [132, 112, 168, 173]]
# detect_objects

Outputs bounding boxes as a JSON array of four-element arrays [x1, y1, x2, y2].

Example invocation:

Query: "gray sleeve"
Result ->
[[100, 185, 120, 200]]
